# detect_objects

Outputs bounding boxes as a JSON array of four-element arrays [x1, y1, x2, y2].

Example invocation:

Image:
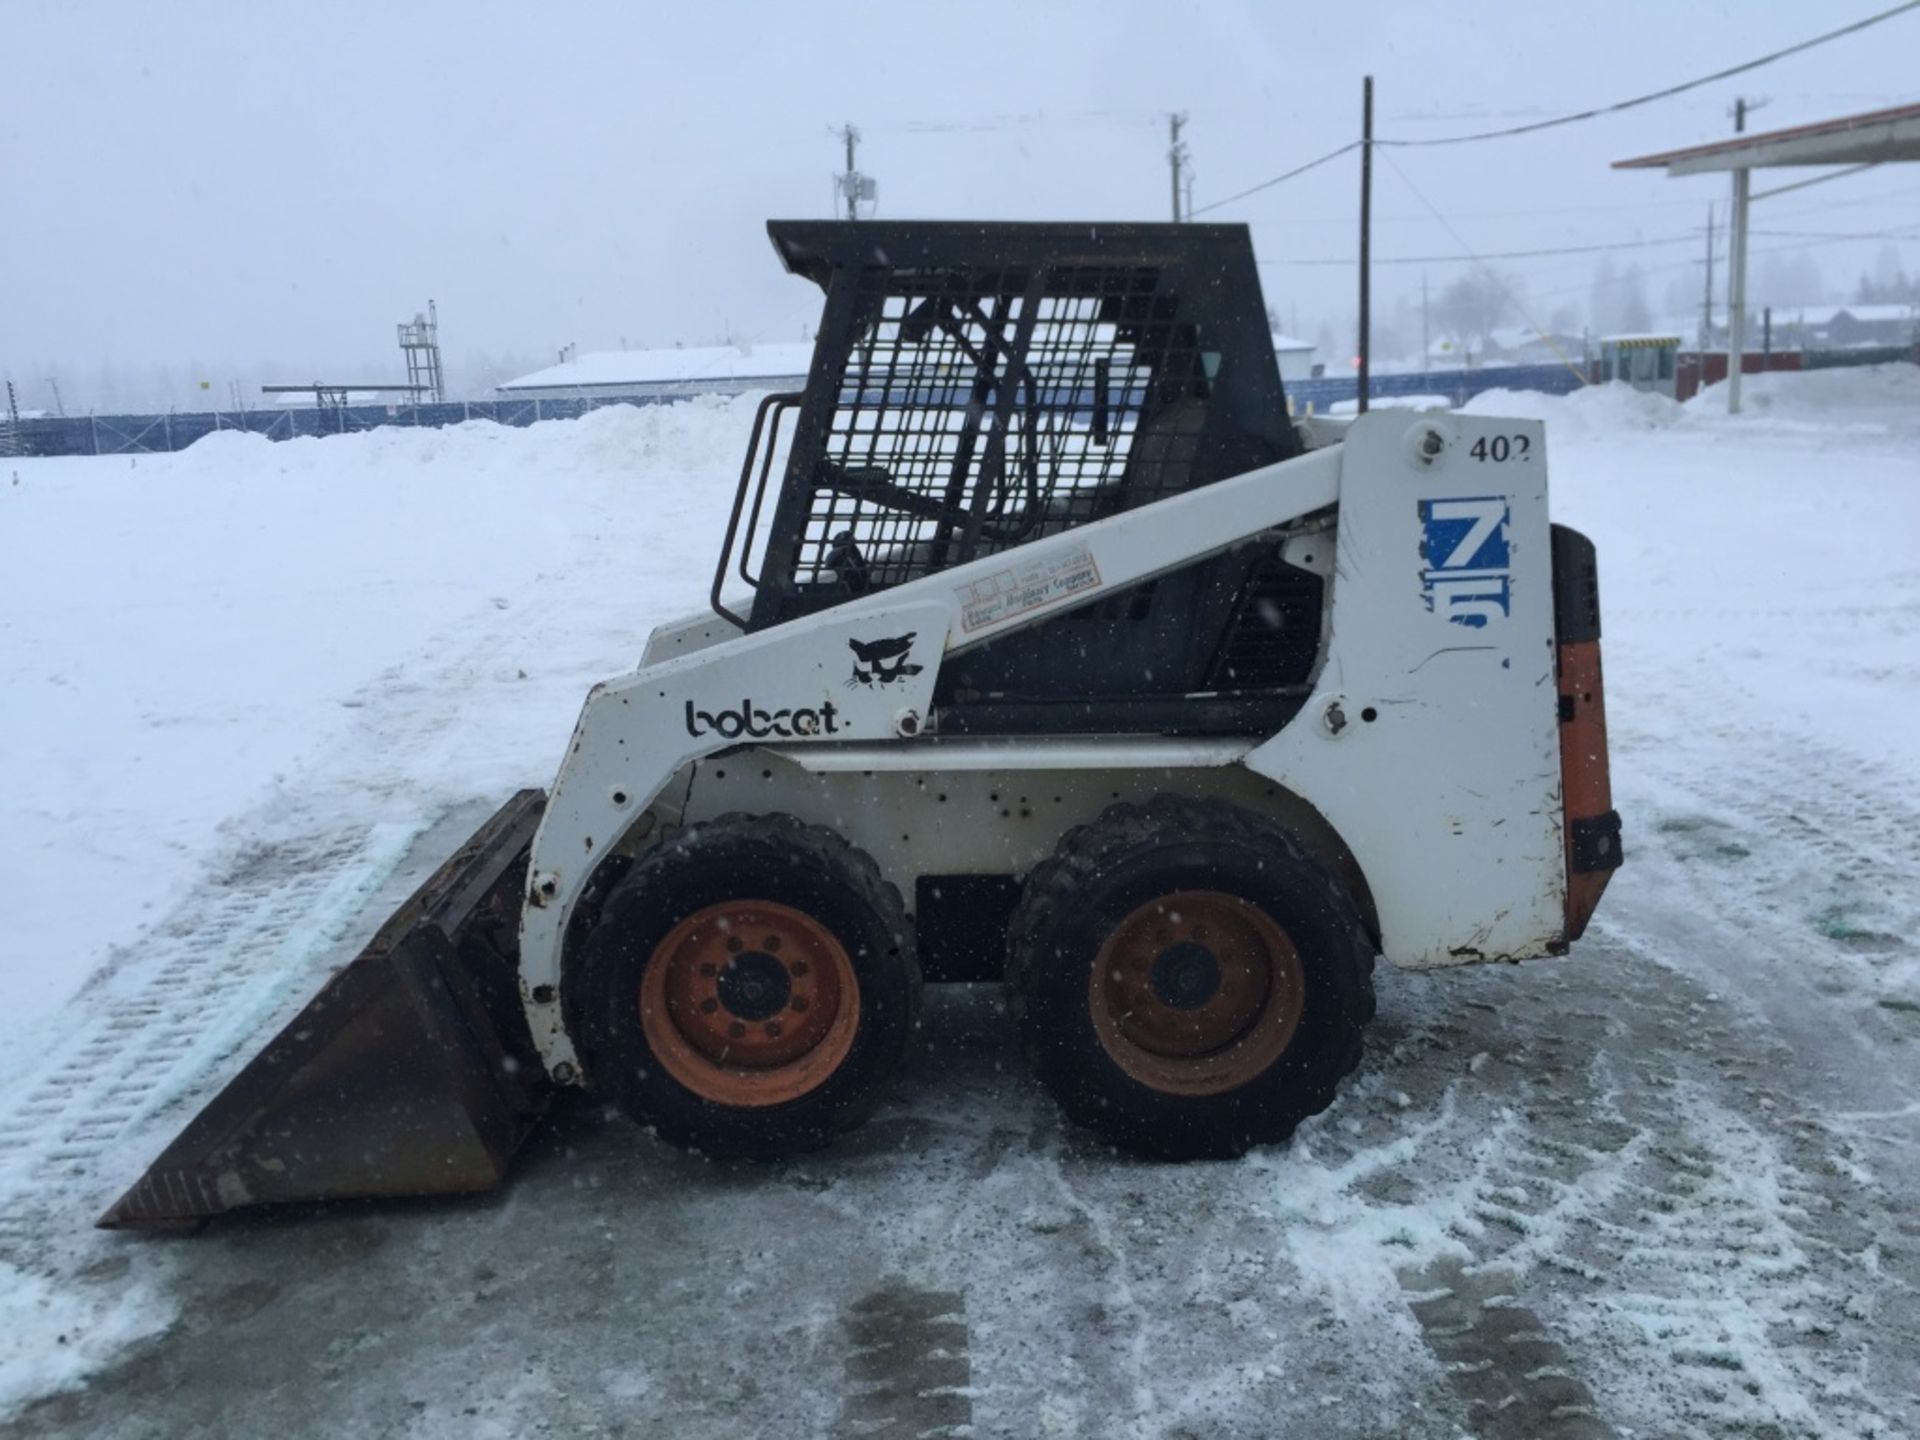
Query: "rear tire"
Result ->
[[575, 814, 920, 1157], [1007, 797, 1375, 1159]]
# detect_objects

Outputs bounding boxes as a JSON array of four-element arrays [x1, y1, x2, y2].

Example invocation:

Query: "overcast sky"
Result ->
[[4, 0, 1916, 395]]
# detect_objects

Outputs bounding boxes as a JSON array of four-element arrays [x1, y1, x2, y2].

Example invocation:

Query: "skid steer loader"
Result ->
[[101, 221, 1620, 1230]]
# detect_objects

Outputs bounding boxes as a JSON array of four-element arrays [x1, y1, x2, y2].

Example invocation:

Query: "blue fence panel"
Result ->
[[1288, 362, 1586, 414], [7, 362, 1593, 460]]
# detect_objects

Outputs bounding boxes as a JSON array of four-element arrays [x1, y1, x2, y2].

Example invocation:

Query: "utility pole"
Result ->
[[1357, 76, 1373, 414], [1168, 113, 1188, 222], [1701, 204, 1715, 348], [1726, 97, 1763, 414], [1731, 95, 1767, 134], [834, 123, 876, 221], [842, 124, 859, 221]]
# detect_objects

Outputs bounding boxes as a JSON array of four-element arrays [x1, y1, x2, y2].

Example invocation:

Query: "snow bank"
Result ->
[[0, 396, 754, 1038], [1468, 362, 1920, 447], [1688, 359, 1920, 429], [1462, 379, 1682, 437], [1328, 394, 1451, 416]]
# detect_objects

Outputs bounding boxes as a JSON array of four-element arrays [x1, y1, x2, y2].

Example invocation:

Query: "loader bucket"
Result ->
[[99, 789, 552, 1231]]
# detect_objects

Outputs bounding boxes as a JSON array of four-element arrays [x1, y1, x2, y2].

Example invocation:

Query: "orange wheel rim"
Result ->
[[639, 899, 861, 1108], [1087, 889, 1304, 1098]]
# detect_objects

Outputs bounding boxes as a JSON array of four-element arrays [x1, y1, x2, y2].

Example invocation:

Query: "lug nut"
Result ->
[[725, 937, 743, 953], [728, 1021, 747, 1039], [763, 935, 782, 952], [791, 996, 810, 1012], [699, 962, 717, 978], [765, 1021, 783, 1038], [790, 960, 808, 977]]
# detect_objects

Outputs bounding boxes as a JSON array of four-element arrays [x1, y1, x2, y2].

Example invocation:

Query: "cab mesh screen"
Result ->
[[793, 265, 1205, 590]]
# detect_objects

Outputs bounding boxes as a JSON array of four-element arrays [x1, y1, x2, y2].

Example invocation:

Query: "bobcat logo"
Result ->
[[848, 633, 924, 687]]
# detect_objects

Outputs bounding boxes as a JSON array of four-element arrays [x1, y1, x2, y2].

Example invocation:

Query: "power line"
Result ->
[[1750, 226, 1920, 241], [1193, 3, 1920, 217], [1517, 226, 1920, 306], [1375, 149, 1590, 381], [1259, 231, 1706, 267], [1188, 141, 1360, 218], [1260, 221, 1920, 297], [1238, 193, 1718, 226], [1375, 1, 1920, 147]]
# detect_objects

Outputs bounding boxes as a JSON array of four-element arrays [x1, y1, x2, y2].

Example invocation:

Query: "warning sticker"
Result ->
[[955, 542, 1104, 633]]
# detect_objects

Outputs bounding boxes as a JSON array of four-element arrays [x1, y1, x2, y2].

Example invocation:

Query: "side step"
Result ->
[[99, 790, 550, 1231]]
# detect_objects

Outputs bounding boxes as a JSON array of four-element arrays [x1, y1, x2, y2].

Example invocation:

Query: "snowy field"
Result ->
[[1, 370, 1917, 1437]]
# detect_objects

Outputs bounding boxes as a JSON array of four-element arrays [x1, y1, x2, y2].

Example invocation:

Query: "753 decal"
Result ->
[[1418, 496, 1511, 629]]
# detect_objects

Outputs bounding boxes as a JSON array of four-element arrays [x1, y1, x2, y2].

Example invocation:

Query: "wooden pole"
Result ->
[[1358, 76, 1373, 414]]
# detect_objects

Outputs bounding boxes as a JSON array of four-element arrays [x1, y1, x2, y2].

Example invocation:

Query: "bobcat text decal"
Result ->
[[1418, 496, 1512, 629], [684, 699, 841, 740]]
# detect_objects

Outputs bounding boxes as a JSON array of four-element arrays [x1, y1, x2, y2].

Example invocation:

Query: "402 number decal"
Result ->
[[1469, 434, 1531, 463]]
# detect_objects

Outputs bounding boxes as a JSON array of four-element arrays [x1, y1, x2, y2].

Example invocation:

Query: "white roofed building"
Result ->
[[507, 336, 1323, 398], [1270, 333, 1317, 381], [498, 343, 815, 402], [1779, 304, 1917, 349]]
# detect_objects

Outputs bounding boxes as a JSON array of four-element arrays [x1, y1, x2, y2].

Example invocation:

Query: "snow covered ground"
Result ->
[[1, 371, 1916, 1437]]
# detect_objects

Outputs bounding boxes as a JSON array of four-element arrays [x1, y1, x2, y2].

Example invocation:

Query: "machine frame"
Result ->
[[515, 406, 1576, 1083]]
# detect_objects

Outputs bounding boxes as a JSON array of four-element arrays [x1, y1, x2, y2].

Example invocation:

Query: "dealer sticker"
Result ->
[[956, 541, 1104, 632]]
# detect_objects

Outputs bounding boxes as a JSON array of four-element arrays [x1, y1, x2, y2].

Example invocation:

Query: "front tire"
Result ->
[[1007, 797, 1375, 1159], [575, 814, 920, 1157]]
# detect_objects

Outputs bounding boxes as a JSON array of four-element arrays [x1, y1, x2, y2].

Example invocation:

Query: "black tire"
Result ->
[[1007, 796, 1375, 1160], [574, 813, 921, 1157]]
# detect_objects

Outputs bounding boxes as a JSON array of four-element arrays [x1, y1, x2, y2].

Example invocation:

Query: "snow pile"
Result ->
[[0, 397, 751, 1038], [1462, 379, 1683, 437], [1688, 359, 1920, 433], [1328, 394, 1451, 416]]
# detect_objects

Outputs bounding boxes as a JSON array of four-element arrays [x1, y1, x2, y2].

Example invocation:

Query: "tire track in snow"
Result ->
[[1615, 613, 1920, 977], [1359, 959, 1912, 1439], [839, 1283, 973, 1439], [0, 581, 576, 1250], [0, 823, 415, 1252], [1403, 1257, 1614, 1439]]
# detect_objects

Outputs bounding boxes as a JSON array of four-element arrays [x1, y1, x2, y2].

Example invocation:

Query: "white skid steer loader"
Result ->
[[102, 221, 1619, 1230]]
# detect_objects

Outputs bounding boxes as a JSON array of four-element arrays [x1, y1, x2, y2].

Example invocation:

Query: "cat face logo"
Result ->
[[848, 633, 924, 687]]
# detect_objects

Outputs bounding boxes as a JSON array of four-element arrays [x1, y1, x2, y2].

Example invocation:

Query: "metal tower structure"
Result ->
[[397, 300, 445, 404], [1, 379, 21, 457]]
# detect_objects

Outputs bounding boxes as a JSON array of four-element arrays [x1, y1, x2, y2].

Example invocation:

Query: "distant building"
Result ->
[[1426, 328, 1581, 369], [1780, 304, 1917, 349], [502, 333, 1321, 402], [1594, 334, 1683, 397], [498, 343, 815, 402], [1270, 333, 1317, 381]]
